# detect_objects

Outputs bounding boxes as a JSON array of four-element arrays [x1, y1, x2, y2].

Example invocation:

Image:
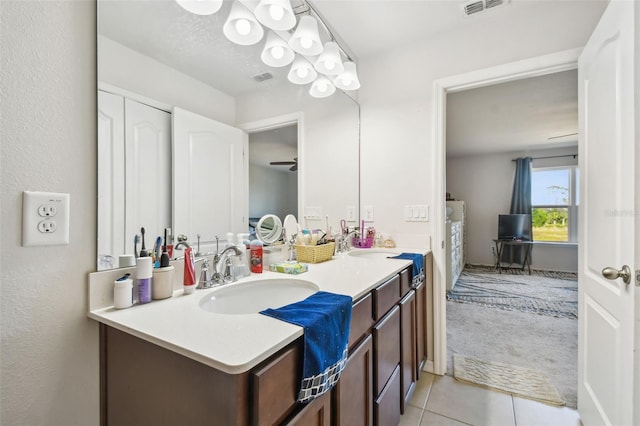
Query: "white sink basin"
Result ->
[[348, 249, 401, 259], [199, 278, 319, 315]]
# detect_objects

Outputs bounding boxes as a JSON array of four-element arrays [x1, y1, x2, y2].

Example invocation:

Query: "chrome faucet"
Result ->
[[211, 236, 243, 285], [337, 229, 359, 253], [213, 246, 242, 284]]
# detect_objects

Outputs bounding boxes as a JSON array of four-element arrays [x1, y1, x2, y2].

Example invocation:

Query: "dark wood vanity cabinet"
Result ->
[[100, 254, 432, 426], [287, 391, 331, 426], [252, 341, 302, 425], [333, 335, 374, 426], [400, 289, 417, 413]]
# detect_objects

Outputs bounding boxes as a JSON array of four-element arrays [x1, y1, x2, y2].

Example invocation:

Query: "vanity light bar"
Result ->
[[175, 0, 360, 98]]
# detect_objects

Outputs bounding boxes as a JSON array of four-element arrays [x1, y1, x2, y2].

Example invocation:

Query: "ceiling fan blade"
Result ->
[[270, 161, 296, 165], [290, 164, 298, 171]]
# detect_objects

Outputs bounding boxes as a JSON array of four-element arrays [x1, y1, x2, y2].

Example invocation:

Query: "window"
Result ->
[[531, 166, 579, 242]]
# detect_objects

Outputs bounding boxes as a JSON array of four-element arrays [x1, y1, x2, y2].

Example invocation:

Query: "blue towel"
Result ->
[[260, 291, 352, 403], [390, 253, 425, 286]]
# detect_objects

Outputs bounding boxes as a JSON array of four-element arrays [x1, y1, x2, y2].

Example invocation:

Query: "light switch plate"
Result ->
[[22, 191, 70, 246]]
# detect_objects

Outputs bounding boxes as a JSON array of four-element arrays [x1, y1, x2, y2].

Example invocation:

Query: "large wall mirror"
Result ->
[[97, 0, 360, 270]]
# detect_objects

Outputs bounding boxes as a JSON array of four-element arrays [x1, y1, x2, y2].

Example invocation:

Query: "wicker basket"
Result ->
[[295, 242, 335, 264]]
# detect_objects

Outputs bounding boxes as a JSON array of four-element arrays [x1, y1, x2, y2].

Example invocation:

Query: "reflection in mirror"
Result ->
[[249, 123, 298, 227], [97, 0, 360, 270], [256, 214, 283, 245]]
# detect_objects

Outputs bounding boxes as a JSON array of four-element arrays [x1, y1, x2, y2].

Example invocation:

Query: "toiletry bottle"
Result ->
[[183, 247, 196, 294], [250, 240, 263, 273], [113, 273, 133, 309], [233, 235, 250, 278], [136, 257, 153, 304]]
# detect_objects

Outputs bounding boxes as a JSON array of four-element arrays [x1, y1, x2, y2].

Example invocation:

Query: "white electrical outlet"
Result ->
[[22, 191, 70, 246], [346, 206, 356, 221], [364, 205, 374, 221]]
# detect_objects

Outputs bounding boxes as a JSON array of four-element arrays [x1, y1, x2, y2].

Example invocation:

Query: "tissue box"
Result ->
[[269, 261, 309, 275]]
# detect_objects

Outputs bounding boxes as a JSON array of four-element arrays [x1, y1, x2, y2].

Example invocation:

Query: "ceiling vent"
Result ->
[[463, 0, 508, 16], [252, 72, 273, 82]]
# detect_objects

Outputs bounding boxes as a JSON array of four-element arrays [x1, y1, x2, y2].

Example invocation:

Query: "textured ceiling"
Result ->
[[446, 70, 578, 157]]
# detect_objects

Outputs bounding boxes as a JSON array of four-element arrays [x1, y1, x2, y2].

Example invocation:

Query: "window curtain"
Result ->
[[502, 157, 532, 265]]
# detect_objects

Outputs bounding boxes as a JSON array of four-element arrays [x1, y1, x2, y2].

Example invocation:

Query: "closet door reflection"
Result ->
[[97, 91, 171, 269]]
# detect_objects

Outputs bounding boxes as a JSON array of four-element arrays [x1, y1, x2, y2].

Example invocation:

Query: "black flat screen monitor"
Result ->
[[498, 214, 532, 241]]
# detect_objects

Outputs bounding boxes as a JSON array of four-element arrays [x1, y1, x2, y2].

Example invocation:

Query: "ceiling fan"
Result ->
[[269, 157, 297, 171]]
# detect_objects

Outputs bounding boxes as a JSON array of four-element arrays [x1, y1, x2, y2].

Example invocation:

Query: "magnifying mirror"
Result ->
[[256, 214, 283, 245]]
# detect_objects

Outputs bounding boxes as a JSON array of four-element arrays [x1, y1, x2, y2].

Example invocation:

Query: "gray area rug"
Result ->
[[446, 265, 578, 408], [447, 264, 578, 319]]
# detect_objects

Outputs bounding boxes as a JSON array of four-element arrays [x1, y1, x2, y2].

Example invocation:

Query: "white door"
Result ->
[[97, 90, 125, 268], [578, 1, 637, 425], [124, 98, 172, 255], [172, 107, 246, 254]]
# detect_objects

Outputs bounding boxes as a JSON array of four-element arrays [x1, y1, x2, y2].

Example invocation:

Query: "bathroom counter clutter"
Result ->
[[88, 248, 429, 374]]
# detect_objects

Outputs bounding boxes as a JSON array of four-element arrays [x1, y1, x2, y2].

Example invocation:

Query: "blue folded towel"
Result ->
[[390, 253, 424, 286], [260, 291, 352, 403]]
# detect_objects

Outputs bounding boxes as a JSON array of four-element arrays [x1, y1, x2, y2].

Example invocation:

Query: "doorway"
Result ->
[[432, 48, 582, 377], [239, 112, 304, 234]]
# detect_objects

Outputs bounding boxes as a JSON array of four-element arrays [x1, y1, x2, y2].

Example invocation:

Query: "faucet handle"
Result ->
[[215, 235, 220, 254], [195, 234, 202, 257]]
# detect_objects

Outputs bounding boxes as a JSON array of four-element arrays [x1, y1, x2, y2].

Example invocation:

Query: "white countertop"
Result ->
[[88, 248, 429, 374]]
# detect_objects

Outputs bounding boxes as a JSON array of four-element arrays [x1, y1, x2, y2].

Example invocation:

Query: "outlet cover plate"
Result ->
[[22, 191, 70, 246]]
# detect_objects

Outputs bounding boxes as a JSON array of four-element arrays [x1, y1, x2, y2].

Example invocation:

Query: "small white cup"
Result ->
[[152, 266, 175, 300]]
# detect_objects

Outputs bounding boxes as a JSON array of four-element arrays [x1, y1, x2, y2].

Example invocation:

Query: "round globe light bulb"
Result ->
[[300, 37, 313, 49], [235, 19, 251, 36], [271, 45, 284, 59], [269, 4, 284, 21], [341, 76, 353, 86], [317, 81, 328, 92], [296, 67, 309, 78], [324, 61, 335, 71]]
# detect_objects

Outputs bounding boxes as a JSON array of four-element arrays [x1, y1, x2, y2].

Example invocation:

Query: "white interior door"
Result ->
[[124, 98, 172, 255], [172, 107, 246, 253], [578, 1, 636, 425], [97, 90, 125, 268]]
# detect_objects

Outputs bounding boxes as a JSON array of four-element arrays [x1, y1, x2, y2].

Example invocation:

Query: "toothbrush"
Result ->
[[139, 227, 148, 257], [160, 228, 170, 268], [134, 234, 139, 258], [154, 236, 162, 268]]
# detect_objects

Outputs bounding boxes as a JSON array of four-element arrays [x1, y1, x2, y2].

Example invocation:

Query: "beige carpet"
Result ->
[[453, 354, 565, 406]]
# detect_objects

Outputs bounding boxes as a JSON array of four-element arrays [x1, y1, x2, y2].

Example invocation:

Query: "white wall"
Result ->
[[1, 1, 99, 424], [357, 4, 605, 250], [99, 35, 236, 125], [249, 165, 297, 220], [447, 147, 579, 272], [237, 84, 360, 233]]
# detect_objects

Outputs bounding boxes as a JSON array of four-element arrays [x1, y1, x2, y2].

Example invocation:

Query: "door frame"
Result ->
[[238, 112, 305, 224], [431, 48, 582, 375]]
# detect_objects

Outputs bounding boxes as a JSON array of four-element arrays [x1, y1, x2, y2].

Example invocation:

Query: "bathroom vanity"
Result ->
[[89, 250, 433, 425]]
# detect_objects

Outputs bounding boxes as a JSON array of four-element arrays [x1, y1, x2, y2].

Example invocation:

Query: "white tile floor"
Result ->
[[399, 373, 582, 426]]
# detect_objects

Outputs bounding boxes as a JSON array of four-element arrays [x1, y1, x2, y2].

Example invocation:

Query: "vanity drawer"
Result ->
[[374, 365, 401, 426], [400, 267, 411, 297], [349, 293, 373, 350], [373, 275, 400, 321], [373, 305, 400, 396], [252, 340, 302, 426]]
